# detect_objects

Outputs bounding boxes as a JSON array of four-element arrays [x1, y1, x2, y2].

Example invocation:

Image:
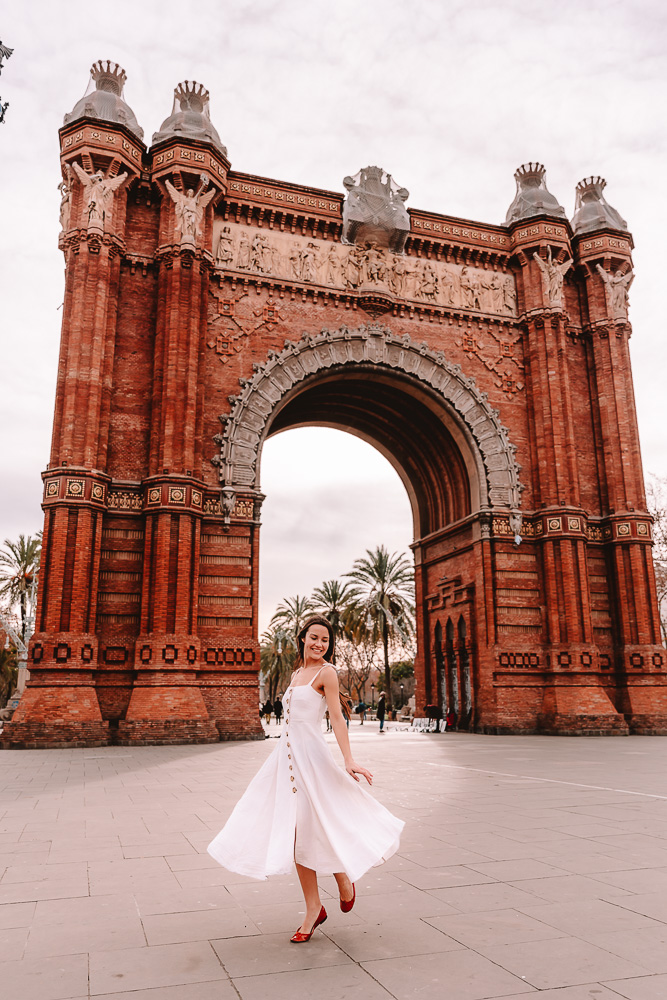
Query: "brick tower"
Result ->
[[2, 67, 665, 748]]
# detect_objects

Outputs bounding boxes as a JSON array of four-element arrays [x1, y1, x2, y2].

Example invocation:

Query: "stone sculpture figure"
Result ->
[[503, 278, 517, 314], [216, 226, 233, 266], [72, 162, 128, 231], [289, 242, 302, 280], [237, 233, 251, 269], [488, 274, 504, 313], [58, 165, 73, 232], [533, 247, 572, 309], [343, 246, 364, 289], [165, 173, 216, 245], [250, 234, 266, 271], [388, 254, 408, 297], [325, 246, 340, 285], [459, 268, 475, 309], [301, 243, 320, 283], [363, 244, 385, 285], [596, 264, 634, 320], [416, 260, 437, 302]]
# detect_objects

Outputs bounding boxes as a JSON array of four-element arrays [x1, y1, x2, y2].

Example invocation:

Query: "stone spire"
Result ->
[[505, 162, 566, 225], [572, 176, 628, 236], [63, 60, 144, 140], [152, 81, 227, 155]]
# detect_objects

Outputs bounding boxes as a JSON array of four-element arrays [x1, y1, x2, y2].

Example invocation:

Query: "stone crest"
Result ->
[[342, 166, 410, 252]]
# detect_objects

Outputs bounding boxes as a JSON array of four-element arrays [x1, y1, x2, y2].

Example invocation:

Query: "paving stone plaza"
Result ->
[[2, 724, 667, 1000]]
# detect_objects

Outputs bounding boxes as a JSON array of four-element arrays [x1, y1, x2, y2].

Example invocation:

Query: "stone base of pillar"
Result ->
[[200, 677, 265, 742], [537, 683, 629, 736], [622, 679, 667, 735], [116, 684, 219, 745], [0, 686, 109, 748], [116, 719, 219, 745], [537, 713, 629, 736], [214, 719, 266, 741]]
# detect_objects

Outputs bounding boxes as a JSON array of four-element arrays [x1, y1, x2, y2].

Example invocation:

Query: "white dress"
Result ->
[[207, 666, 404, 882]]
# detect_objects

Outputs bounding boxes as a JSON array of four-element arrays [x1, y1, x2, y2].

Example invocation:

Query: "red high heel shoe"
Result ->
[[290, 905, 327, 943], [340, 883, 356, 913]]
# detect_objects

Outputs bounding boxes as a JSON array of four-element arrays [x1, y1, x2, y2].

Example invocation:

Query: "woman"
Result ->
[[207, 614, 404, 942]]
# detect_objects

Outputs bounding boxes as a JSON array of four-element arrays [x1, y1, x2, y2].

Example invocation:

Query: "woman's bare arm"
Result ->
[[319, 666, 373, 785]]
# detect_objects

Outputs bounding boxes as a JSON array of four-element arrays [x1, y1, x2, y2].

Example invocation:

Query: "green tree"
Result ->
[[270, 594, 314, 638], [0, 533, 41, 643], [391, 659, 415, 681], [336, 604, 379, 702], [311, 579, 356, 662], [346, 545, 415, 710], [260, 626, 297, 703]]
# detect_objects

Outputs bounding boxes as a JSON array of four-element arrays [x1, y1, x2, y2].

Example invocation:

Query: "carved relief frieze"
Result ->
[[212, 221, 518, 318]]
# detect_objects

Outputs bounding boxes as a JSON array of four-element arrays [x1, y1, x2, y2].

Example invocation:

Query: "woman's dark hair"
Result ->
[[296, 615, 335, 663], [295, 615, 352, 720]]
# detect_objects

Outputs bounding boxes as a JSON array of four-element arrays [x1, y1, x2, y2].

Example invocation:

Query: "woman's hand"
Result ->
[[345, 759, 373, 785]]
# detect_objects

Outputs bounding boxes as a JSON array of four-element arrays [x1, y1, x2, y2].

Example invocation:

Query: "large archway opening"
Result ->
[[264, 369, 476, 539], [216, 324, 524, 730], [258, 426, 413, 635], [252, 356, 489, 723]]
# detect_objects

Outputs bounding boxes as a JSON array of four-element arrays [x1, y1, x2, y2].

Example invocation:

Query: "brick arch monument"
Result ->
[[3, 65, 666, 747]]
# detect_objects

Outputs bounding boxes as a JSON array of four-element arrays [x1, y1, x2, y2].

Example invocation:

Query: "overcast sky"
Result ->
[[1, 0, 665, 631]]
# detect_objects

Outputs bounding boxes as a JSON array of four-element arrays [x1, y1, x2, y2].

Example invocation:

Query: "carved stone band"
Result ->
[[215, 323, 523, 511]]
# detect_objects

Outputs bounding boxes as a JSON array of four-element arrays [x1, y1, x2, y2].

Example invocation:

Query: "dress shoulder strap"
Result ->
[[308, 665, 328, 688]]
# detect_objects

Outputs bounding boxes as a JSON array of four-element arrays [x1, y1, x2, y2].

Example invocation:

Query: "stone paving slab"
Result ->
[[1, 727, 667, 999]]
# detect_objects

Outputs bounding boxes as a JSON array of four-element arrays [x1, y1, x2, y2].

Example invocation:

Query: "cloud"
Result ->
[[1, 0, 665, 565]]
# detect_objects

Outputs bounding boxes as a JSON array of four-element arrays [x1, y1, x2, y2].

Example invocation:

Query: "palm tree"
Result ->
[[260, 626, 297, 703], [345, 546, 415, 710], [311, 579, 356, 662], [270, 594, 314, 638], [0, 533, 41, 643], [337, 603, 380, 701]]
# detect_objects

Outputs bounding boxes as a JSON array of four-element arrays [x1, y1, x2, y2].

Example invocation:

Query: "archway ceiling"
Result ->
[[266, 370, 471, 538]]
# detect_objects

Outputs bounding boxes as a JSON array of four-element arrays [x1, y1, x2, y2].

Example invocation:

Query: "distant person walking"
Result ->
[[262, 700, 273, 724], [274, 696, 283, 725], [376, 692, 386, 734]]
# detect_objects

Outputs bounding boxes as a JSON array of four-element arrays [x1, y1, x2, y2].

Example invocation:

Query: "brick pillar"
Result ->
[[576, 234, 667, 733], [510, 227, 626, 734], [117, 164, 220, 745], [2, 121, 142, 748]]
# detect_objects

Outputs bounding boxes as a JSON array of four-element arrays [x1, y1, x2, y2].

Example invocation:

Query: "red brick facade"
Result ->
[[3, 73, 665, 748]]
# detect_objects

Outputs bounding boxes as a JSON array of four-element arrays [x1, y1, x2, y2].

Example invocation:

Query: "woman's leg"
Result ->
[[295, 863, 323, 931], [334, 871, 354, 902]]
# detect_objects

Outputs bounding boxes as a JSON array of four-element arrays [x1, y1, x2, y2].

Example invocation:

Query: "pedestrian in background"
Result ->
[[274, 695, 283, 725], [376, 692, 386, 734]]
